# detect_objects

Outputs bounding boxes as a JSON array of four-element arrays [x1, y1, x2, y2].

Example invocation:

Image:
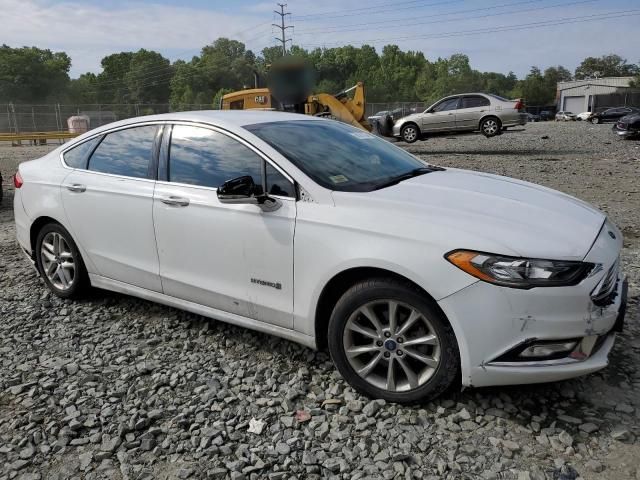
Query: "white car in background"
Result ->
[[576, 112, 593, 121], [555, 111, 577, 121], [13, 111, 627, 403]]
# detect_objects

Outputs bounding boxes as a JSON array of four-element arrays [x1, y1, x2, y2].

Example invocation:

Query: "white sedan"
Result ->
[[13, 111, 627, 403]]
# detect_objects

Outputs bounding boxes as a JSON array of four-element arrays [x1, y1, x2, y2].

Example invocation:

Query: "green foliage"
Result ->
[[212, 88, 234, 109], [0, 45, 71, 102], [575, 54, 639, 80], [3, 40, 640, 108]]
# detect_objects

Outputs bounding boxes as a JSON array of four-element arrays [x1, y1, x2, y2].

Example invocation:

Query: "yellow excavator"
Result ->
[[220, 60, 371, 132]]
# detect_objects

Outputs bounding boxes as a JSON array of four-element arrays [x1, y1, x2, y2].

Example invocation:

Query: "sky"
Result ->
[[2, 0, 639, 79]]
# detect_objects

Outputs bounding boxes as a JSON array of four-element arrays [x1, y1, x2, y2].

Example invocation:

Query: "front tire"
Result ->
[[400, 124, 420, 143], [480, 117, 501, 137], [328, 278, 460, 403], [35, 223, 88, 299], [591, 117, 600, 124]]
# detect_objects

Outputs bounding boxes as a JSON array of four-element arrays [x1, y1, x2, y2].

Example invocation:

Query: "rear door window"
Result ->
[[460, 96, 490, 109], [88, 126, 157, 179]]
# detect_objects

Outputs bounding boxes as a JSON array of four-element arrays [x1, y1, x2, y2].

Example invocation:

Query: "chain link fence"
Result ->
[[365, 102, 428, 120], [3, 93, 639, 134], [0, 103, 214, 134]]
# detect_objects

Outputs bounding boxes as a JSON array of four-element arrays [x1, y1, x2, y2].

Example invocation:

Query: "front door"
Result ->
[[152, 124, 296, 328], [421, 97, 459, 132], [61, 124, 162, 292]]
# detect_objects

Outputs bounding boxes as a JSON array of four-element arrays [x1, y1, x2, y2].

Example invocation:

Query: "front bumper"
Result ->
[[438, 220, 625, 388], [612, 124, 639, 137], [439, 274, 626, 388]]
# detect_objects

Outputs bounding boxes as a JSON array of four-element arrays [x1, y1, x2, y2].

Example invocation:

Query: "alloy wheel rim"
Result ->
[[41, 232, 75, 291], [404, 127, 417, 141], [343, 299, 441, 392], [484, 120, 498, 134]]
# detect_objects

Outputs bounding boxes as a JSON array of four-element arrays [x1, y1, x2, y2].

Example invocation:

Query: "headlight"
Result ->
[[445, 249, 595, 288]]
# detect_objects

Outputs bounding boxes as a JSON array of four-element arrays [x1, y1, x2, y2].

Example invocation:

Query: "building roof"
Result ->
[[558, 76, 635, 91]]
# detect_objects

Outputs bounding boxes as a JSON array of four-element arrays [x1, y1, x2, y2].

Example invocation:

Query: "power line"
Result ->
[[297, 9, 640, 48], [272, 3, 293, 56], [294, 0, 597, 35], [294, 0, 464, 22]]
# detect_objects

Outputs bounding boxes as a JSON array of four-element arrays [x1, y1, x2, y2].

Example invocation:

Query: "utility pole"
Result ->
[[273, 3, 293, 56]]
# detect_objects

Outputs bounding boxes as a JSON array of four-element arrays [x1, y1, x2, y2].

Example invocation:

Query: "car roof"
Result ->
[[89, 110, 320, 134]]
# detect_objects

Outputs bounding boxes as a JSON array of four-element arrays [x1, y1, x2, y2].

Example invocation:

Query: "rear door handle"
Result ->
[[160, 196, 190, 207], [65, 184, 86, 193]]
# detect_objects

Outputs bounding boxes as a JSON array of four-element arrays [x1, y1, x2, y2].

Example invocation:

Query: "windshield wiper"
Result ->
[[372, 166, 444, 190]]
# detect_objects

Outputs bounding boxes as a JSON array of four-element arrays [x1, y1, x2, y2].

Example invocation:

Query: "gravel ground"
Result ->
[[1, 121, 639, 480]]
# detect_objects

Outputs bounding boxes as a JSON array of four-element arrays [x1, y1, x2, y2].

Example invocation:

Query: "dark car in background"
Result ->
[[591, 107, 640, 124], [0, 171, 3, 203], [612, 112, 640, 138], [539, 110, 554, 121]]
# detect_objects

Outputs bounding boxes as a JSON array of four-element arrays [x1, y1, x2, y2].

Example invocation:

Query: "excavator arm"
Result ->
[[305, 82, 371, 131]]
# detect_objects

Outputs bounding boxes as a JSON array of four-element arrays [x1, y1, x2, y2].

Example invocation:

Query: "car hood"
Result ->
[[332, 168, 605, 260]]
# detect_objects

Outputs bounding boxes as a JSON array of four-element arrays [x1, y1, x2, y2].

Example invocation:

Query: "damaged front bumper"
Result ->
[[437, 219, 626, 388], [439, 275, 626, 388]]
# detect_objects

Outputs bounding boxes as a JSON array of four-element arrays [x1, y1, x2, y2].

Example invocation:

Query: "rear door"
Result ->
[[61, 124, 162, 291], [455, 95, 490, 130], [420, 97, 459, 132], [152, 123, 297, 328]]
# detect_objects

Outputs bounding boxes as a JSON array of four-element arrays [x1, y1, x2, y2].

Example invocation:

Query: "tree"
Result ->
[[515, 66, 556, 105], [124, 49, 172, 104], [0, 45, 71, 102], [574, 54, 639, 79]]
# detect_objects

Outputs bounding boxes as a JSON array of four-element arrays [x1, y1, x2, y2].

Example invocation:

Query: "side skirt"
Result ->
[[89, 274, 317, 349]]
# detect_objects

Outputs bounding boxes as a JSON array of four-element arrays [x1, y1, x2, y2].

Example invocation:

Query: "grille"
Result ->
[[591, 257, 619, 306]]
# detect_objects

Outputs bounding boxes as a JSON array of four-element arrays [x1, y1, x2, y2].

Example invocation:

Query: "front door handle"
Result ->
[[160, 196, 190, 207], [65, 184, 86, 193]]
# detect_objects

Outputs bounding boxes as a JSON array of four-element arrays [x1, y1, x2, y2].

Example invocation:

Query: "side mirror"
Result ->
[[217, 175, 281, 212], [217, 175, 258, 203]]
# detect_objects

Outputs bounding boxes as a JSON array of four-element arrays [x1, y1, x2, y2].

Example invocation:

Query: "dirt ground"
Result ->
[[1, 120, 639, 480]]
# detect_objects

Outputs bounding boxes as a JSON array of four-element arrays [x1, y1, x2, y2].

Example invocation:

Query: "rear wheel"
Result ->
[[35, 223, 88, 298], [400, 124, 420, 143], [328, 278, 460, 403], [480, 117, 501, 137]]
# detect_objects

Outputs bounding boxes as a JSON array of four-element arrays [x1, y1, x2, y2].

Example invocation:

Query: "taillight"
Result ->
[[514, 100, 525, 112], [14, 171, 23, 189]]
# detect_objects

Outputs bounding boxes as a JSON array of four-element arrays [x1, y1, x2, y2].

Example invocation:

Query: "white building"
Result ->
[[557, 76, 635, 113]]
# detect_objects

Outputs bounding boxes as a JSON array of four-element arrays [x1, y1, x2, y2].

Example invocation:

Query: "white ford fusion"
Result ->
[[14, 111, 627, 403]]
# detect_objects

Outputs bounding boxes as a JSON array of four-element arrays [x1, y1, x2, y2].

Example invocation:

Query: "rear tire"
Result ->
[[328, 277, 460, 404], [35, 223, 89, 299], [400, 124, 420, 143], [480, 117, 501, 137]]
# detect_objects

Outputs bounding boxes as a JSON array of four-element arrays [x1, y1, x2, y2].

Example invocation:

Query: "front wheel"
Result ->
[[480, 117, 501, 137], [400, 124, 420, 143], [591, 117, 600, 124], [328, 278, 460, 403], [35, 223, 89, 298]]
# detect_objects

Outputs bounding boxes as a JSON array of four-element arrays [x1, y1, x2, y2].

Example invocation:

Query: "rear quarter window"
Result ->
[[63, 137, 101, 169]]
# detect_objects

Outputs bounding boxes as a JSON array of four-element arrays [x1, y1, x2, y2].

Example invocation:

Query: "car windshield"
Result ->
[[246, 120, 429, 192]]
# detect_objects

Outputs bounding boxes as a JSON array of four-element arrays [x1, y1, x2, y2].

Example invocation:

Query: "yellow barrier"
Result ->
[[0, 131, 80, 145]]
